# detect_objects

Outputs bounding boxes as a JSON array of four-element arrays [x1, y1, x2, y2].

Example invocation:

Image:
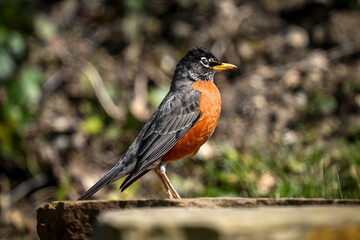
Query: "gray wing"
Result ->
[[119, 86, 201, 191]]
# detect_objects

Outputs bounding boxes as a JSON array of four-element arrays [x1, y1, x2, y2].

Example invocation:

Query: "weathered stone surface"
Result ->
[[36, 198, 360, 240], [94, 207, 360, 240]]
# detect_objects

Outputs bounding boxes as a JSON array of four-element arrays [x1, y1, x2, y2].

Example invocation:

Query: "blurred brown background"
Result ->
[[1, 0, 360, 239]]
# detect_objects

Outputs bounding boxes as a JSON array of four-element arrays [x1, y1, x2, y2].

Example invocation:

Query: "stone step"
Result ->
[[36, 198, 360, 240], [94, 207, 360, 240]]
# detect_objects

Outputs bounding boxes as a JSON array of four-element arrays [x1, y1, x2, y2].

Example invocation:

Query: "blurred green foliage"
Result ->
[[148, 85, 169, 109], [80, 116, 104, 135], [197, 138, 360, 199], [307, 93, 337, 116], [0, 2, 43, 165]]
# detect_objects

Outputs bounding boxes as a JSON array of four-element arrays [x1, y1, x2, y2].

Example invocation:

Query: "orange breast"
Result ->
[[162, 81, 221, 162]]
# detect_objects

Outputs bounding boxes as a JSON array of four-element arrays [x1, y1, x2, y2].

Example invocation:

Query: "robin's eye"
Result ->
[[200, 57, 209, 67]]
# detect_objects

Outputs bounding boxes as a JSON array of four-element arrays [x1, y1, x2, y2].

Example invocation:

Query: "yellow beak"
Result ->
[[211, 62, 237, 72]]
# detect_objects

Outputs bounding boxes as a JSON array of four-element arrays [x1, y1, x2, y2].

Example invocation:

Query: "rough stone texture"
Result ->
[[94, 207, 360, 240], [36, 198, 360, 240]]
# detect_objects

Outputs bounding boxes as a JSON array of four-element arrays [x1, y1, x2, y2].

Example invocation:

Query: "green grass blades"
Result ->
[[199, 139, 360, 199]]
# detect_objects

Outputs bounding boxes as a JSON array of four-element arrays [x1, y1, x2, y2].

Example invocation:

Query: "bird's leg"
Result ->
[[155, 162, 181, 199], [154, 167, 173, 199], [162, 172, 181, 199]]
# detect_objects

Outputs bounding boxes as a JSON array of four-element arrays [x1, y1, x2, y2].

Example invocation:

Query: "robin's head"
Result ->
[[171, 46, 237, 89]]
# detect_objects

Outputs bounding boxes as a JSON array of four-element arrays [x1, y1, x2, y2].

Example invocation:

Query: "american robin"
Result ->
[[78, 47, 236, 200]]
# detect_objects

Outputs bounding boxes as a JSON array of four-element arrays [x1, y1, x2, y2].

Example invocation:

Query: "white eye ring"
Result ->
[[200, 57, 210, 67]]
